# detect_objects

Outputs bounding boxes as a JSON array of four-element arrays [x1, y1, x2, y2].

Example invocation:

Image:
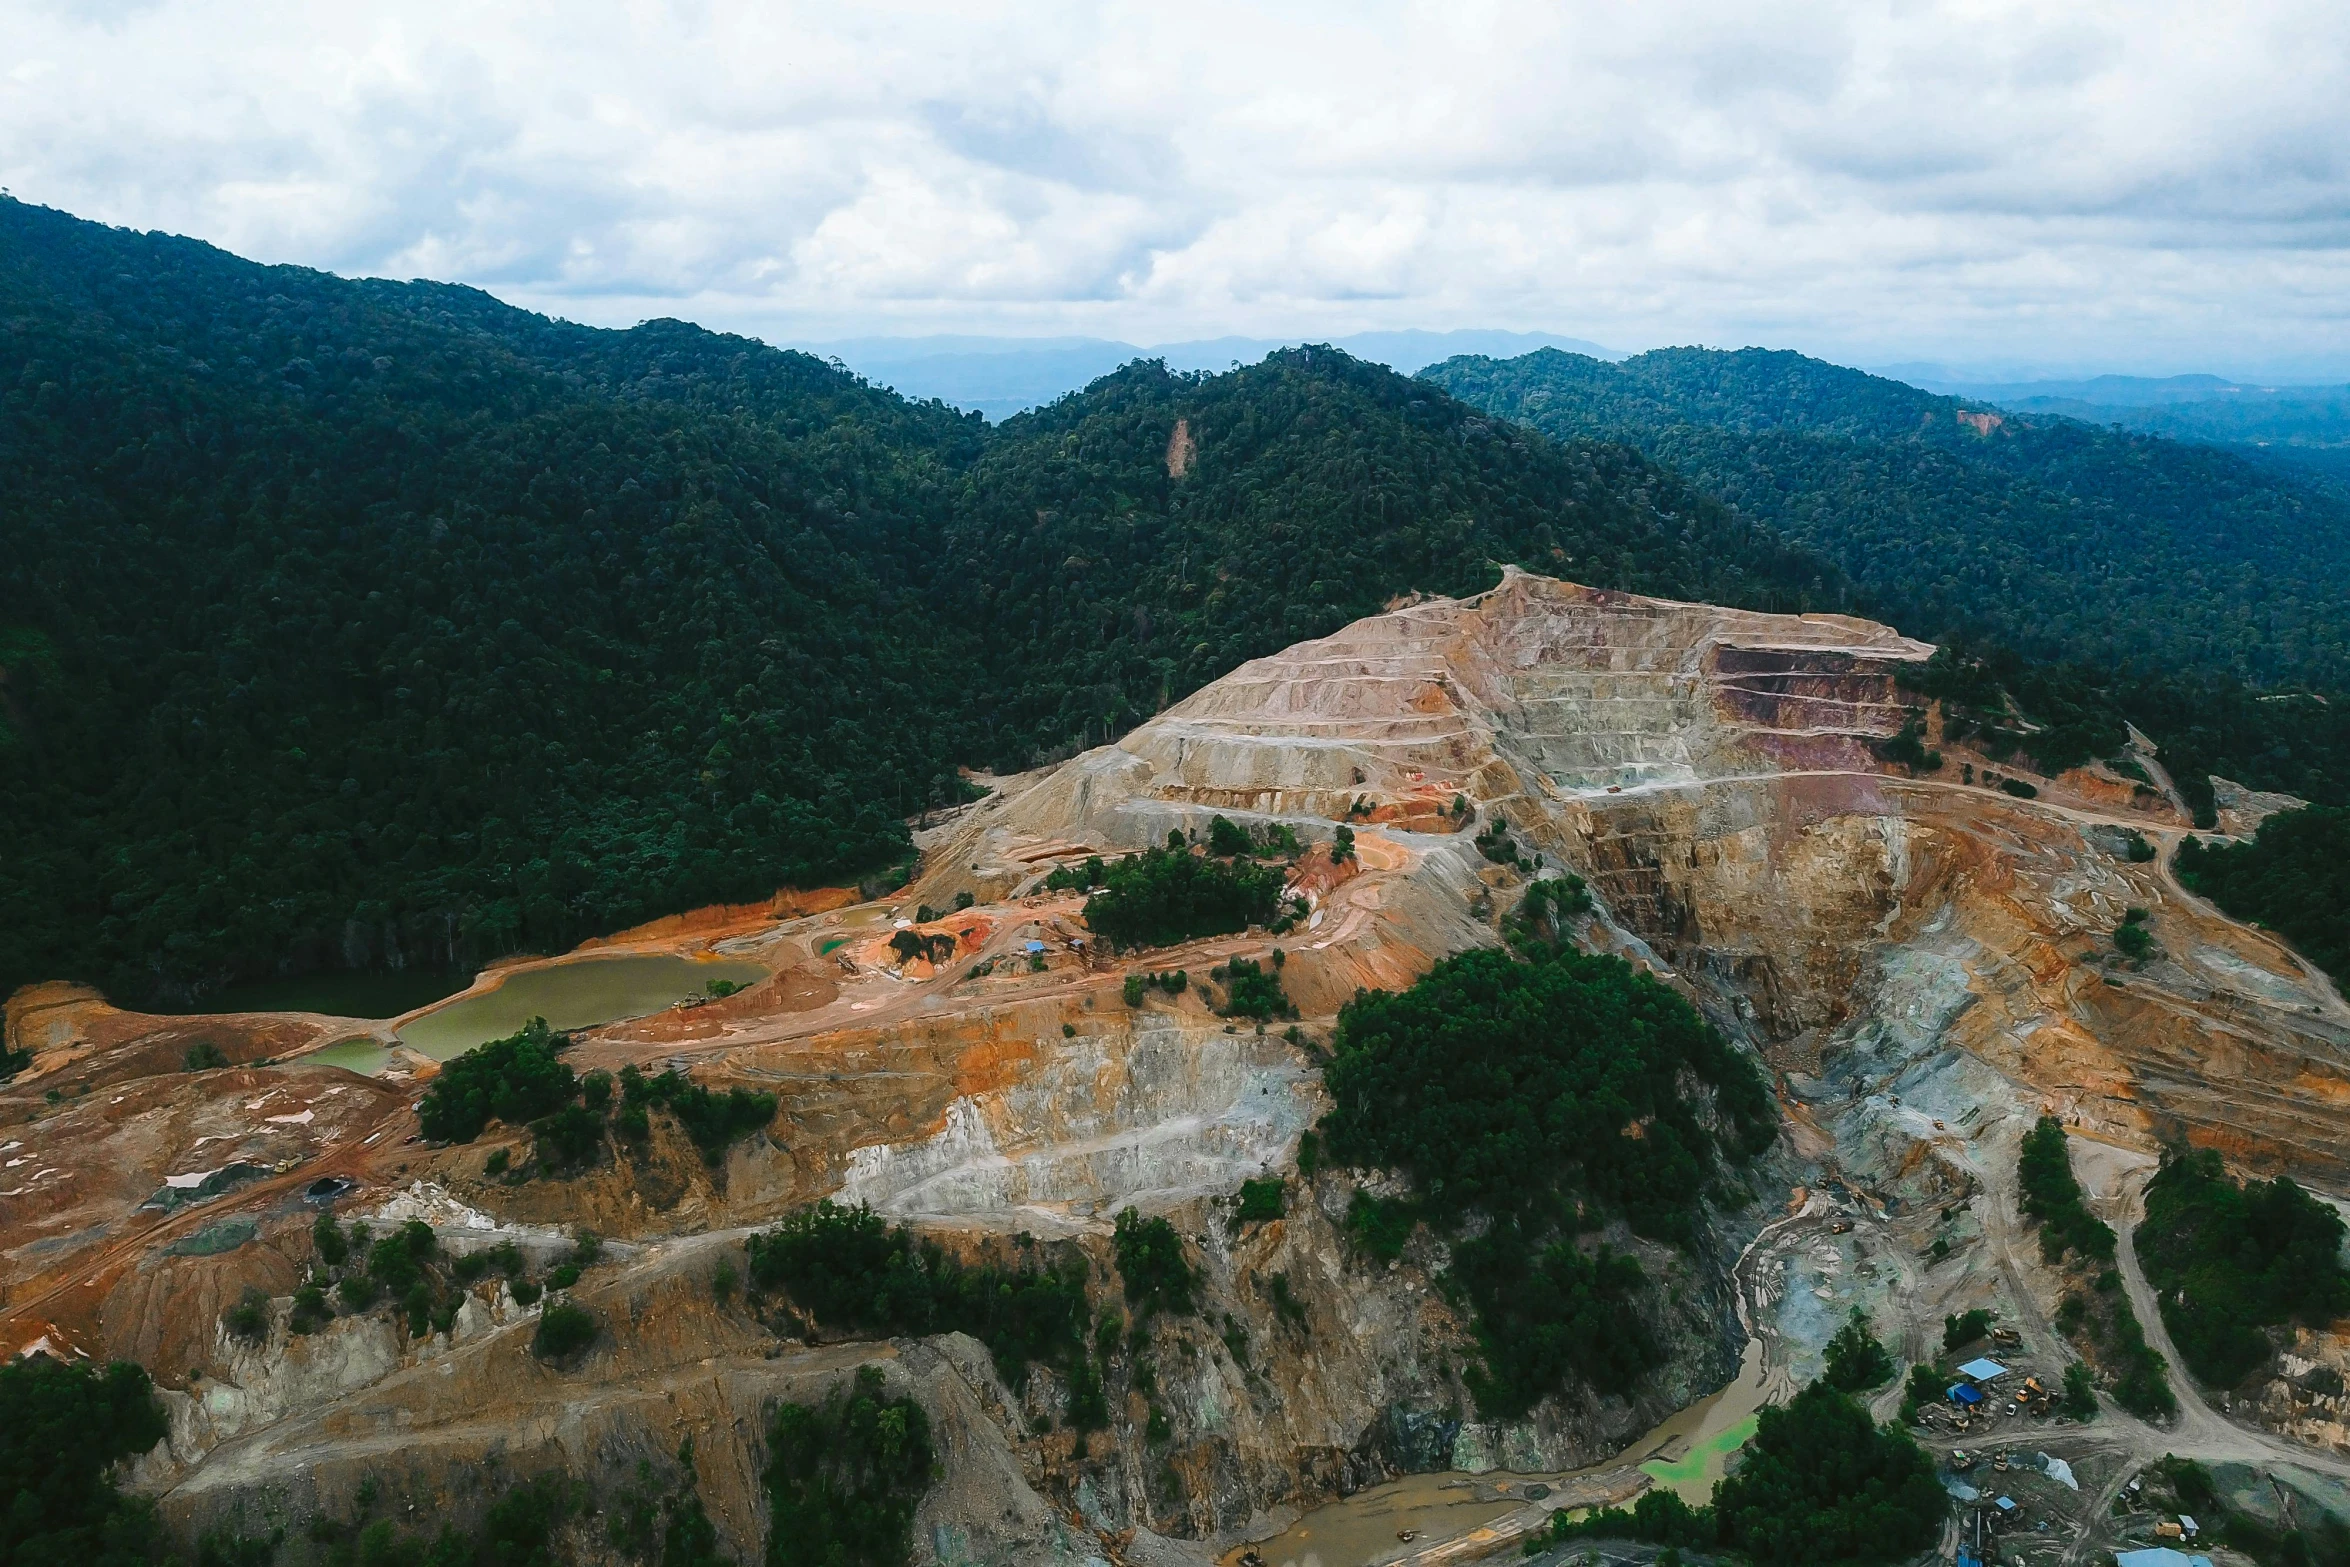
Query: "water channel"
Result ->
[[391, 953, 769, 1061], [1238, 1339, 1770, 1567]]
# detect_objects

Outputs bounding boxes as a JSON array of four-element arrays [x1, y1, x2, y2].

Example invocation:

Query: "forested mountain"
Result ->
[[1422, 348, 2350, 691], [938, 351, 1845, 769], [0, 201, 1847, 1006]]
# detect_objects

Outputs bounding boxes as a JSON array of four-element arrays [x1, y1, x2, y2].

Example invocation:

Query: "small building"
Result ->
[[2179, 1517, 2199, 1540], [2115, 1549, 2212, 1567], [1959, 1357, 2011, 1383], [1948, 1383, 1986, 1407], [1025, 940, 1047, 955]]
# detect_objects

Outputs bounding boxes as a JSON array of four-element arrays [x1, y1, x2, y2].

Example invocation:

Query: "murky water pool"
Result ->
[[393, 954, 767, 1060]]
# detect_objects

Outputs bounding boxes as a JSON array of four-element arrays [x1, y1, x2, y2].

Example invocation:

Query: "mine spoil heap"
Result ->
[[6, 569, 2348, 1566]]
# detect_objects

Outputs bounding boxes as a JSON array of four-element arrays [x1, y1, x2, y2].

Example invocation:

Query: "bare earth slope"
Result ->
[[8, 569, 2350, 1567]]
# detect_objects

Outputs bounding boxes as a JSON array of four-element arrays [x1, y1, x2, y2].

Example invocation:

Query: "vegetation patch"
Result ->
[[2177, 807, 2350, 983], [418, 1019, 578, 1144], [1210, 955, 1295, 1020], [1544, 1381, 1944, 1566], [1078, 837, 1299, 950], [1112, 1208, 1197, 1320], [1319, 944, 1773, 1416], [1823, 1308, 1894, 1392], [2136, 1145, 2350, 1386], [617, 1064, 778, 1165], [2014, 1117, 2174, 1419], [745, 1201, 1089, 1387], [764, 1366, 936, 1567], [531, 1302, 599, 1364], [0, 1356, 168, 1564]]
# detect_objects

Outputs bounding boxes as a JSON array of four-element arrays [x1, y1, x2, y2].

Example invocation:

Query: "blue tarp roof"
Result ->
[[1025, 940, 1046, 953], [2116, 1550, 2211, 1567], [1958, 1357, 2010, 1381], [1948, 1384, 1984, 1405]]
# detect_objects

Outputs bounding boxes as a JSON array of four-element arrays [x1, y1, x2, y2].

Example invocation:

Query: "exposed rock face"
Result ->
[[10, 569, 2350, 1562]]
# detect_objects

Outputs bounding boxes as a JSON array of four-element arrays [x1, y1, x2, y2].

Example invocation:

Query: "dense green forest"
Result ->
[[1320, 941, 1773, 1415], [11, 194, 2350, 1007], [0, 199, 1850, 1008], [2136, 1147, 2350, 1386], [2175, 808, 2350, 983]]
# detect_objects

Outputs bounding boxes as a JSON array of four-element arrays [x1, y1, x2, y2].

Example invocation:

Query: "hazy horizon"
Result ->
[[7, 2, 2348, 382]]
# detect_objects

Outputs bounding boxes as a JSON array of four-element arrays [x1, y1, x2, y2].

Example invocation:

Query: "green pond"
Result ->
[[155, 968, 472, 1019], [394, 954, 768, 1060]]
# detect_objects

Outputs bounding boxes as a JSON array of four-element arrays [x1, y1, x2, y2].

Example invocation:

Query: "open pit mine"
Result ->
[[8, 569, 2350, 1567]]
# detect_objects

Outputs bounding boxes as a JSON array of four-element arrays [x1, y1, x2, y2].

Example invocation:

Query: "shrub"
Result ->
[[312, 1211, 349, 1267], [745, 1201, 1089, 1384], [2115, 917, 2154, 960], [183, 1041, 230, 1071], [417, 1018, 576, 1144], [1942, 1309, 1993, 1352], [1344, 1189, 1416, 1260], [764, 1367, 935, 1567], [619, 1064, 777, 1163], [1823, 1308, 1894, 1392], [2062, 1360, 2098, 1419], [1901, 1362, 1945, 1421], [222, 1287, 270, 1343], [1234, 1178, 1284, 1225], [1079, 843, 1296, 950], [533, 1102, 606, 1169], [1267, 1272, 1309, 1331], [1212, 956, 1294, 1020], [1113, 1208, 1196, 1319], [484, 1148, 510, 1176], [289, 1284, 331, 1335], [1503, 875, 1593, 951], [531, 1302, 598, 1362], [510, 1279, 544, 1307], [1123, 973, 1147, 1007], [1332, 824, 1355, 862], [2000, 777, 2039, 799], [2016, 1117, 2117, 1264]]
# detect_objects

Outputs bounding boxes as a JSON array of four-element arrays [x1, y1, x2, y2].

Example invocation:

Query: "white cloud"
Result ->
[[4, 0, 2347, 375]]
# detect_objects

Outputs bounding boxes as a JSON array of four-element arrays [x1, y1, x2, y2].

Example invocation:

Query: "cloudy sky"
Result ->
[[7, 0, 2349, 378]]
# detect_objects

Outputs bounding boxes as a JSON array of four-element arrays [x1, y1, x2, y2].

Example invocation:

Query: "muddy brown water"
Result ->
[[1238, 1340, 1770, 1567], [392, 954, 769, 1061]]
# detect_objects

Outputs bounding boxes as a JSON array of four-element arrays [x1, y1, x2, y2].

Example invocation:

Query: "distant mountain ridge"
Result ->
[[1422, 346, 2350, 693], [797, 328, 1619, 420]]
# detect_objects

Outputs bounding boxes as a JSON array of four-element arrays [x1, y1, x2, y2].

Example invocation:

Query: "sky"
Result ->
[[7, 0, 2350, 380]]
